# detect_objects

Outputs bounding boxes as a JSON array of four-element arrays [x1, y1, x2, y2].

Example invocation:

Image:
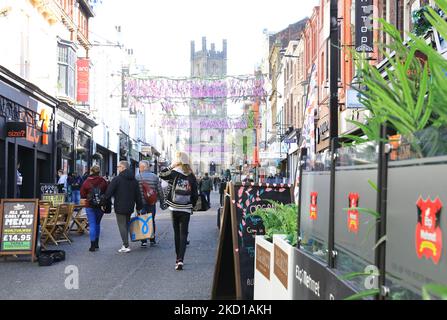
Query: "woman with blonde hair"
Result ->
[[159, 152, 198, 270], [80, 165, 108, 252]]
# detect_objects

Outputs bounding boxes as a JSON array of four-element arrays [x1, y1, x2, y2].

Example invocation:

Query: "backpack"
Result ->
[[88, 182, 103, 208], [172, 175, 192, 205], [140, 176, 157, 205]]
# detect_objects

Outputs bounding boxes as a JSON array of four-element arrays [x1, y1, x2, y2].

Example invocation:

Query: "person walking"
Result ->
[[136, 160, 164, 248], [16, 163, 23, 198], [104, 161, 142, 253], [57, 169, 68, 194], [68, 172, 83, 205], [159, 152, 198, 270], [80, 166, 108, 252], [200, 173, 213, 206]]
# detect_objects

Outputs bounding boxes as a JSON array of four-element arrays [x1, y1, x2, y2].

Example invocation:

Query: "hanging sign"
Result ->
[[355, 0, 374, 52], [77, 58, 90, 103]]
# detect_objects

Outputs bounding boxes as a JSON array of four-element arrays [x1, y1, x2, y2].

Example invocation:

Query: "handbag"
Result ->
[[101, 196, 112, 214], [129, 212, 154, 242]]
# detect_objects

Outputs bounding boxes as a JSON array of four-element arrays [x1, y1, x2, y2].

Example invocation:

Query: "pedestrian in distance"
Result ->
[[200, 172, 213, 206], [137, 160, 165, 248], [68, 172, 83, 205], [80, 166, 108, 252], [104, 161, 143, 253], [159, 152, 198, 271], [57, 169, 68, 194], [16, 163, 23, 198]]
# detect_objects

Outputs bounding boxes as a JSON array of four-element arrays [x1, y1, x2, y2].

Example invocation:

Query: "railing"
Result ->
[[295, 126, 447, 300]]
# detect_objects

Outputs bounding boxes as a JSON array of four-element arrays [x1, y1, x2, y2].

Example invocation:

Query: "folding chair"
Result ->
[[39, 200, 53, 207], [41, 207, 59, 247], [70, 206, 89, 234], [53, 204, 74, 244]]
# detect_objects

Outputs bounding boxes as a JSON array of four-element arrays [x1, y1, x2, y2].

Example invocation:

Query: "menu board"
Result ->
[[41, 194, 65, 207], [212, 182, 293, 300], [233, 183, 293, 299], [0, 199, 38, 261]]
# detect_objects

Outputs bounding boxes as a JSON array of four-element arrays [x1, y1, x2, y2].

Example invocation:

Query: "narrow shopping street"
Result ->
[[0, 192, 220, 300], [2, 0, 447, 307]]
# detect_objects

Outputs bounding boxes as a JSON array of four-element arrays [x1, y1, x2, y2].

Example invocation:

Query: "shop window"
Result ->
[[57, 41, 76, 100]]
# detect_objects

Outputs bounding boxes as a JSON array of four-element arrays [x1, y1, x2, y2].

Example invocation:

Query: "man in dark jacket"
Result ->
[[200, 173, 213, 206], [104, 161, 142, 253]]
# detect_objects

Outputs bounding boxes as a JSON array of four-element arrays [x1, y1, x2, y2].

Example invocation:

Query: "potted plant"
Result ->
[[56, 139, 71, 153], [92, 153, 103, 161], [252, 201, 298, 300], [340, 2, 447, 299], [76, 146, 87, 155]]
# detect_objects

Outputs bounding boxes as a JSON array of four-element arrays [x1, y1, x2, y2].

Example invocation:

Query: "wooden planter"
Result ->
[[271, 235, 295, 300], [254, 235, 274, 300], [254, 235, 295, 300]]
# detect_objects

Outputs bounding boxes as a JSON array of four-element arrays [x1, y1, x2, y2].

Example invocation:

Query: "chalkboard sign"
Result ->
[[41, 194, 65, 207], [0, 199, 39, 262], [212, 182, 293, 300], [40, 183, 59, 196]]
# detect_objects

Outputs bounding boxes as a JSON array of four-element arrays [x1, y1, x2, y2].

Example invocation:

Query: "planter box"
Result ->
[[254, 235, 296, 300], [254, 236, 273, 300], [271, 235, 295, 300]]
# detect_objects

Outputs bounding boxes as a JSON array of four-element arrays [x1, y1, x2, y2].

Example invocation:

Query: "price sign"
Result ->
[[0, 199, 38, 262]]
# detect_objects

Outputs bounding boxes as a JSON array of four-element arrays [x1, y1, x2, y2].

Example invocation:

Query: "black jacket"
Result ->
[[104, 169, 142, 215], [159, 166, 198, 211]]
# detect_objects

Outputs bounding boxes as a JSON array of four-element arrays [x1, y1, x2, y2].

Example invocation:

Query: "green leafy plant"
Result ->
[[422, 284, 447, 300], [251, 200, 298, 246], [342, 0, 447, 155]]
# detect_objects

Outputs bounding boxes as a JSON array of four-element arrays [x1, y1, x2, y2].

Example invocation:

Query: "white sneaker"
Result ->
[[118, 246, 131, 253]]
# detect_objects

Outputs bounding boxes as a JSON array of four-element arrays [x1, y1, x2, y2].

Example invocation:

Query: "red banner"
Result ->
[[77, 58, 89, 103]]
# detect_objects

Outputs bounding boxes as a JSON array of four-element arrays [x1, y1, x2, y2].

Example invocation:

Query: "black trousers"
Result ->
[[171, 211, 191, 261]]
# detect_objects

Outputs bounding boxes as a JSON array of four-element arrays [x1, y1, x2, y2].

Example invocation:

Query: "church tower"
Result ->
[[189, 37, 228, 175]]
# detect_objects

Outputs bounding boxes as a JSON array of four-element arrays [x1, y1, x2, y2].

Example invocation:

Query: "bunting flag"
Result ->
[[124, 75, 267, 103]]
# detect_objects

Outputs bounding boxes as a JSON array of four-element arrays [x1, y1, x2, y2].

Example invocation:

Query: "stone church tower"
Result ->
[[189, 37, 227, 175]]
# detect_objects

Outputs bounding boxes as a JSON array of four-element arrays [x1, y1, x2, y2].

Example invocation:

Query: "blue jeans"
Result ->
[[203, 191, 211, 206], [71, 190, 81, 205], [141, 204, 156, 242], [86, 208, 104, 242]]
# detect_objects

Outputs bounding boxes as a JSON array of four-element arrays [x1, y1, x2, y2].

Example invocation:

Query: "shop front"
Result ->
[[0, 66, 57, 199], [56, 102, 96, 177]]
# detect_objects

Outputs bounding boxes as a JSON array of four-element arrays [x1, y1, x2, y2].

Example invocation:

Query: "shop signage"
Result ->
[[310, 192, 318, 221], [346, 88, 364, 109], [41, 194, 65, 207], [256, 243, 271, 280], [76, 58, 89, 103], [212, 182, 293, 300], [0, 95, 51, 145], [6, 122, 26, 138], [40, 183, 59, 196], [415, 197, 443, 265], [0, 199, 38, 262], [317, 120, 330, 142], [355, 0, 374, 53], [274, 244, 289, 289], [348, 193, 360, 234], [293, 248, 357, 300]]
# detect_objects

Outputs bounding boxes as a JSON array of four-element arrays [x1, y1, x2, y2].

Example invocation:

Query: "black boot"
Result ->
[[89, 241, 96, 252], [95, 238, 99, 249]]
